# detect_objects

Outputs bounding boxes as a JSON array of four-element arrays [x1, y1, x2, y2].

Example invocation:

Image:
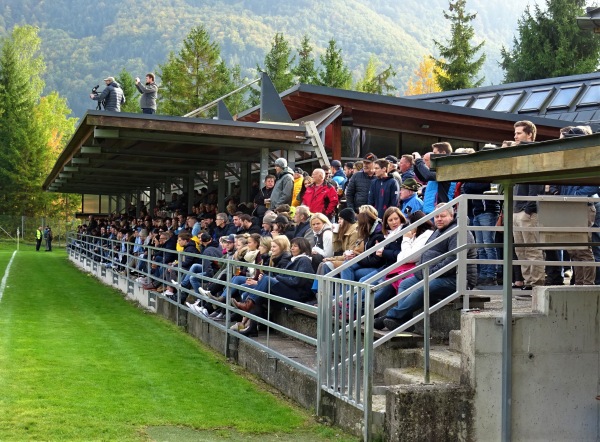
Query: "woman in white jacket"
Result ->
[[373, 211, 434, 308]]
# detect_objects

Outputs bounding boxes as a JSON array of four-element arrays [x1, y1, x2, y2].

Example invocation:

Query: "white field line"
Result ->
[[0, 250, 17, 303]]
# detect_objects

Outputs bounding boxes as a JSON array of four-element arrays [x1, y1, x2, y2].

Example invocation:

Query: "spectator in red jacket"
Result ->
[[301, 168, 339, 219]]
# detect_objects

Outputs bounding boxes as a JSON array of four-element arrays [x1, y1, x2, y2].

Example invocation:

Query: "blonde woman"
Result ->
[[310, 212, 334, 263]]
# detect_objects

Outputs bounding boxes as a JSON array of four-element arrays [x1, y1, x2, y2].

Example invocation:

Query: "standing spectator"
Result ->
[[368, 159, 399, 218], [399, 154, 416, 182], [270, 158, 294, 207], [399, 178, 423, 216], [90, 77, 125, 112], [512, 120, 545, 293], [253, 175, 275, 221], [291, 167, 305, 207], [36, 226, 43, 251], [44, 227, 53, 252], [346, 153, 377, 212], [413, 143, 456, 214], [385, 155, 403, 188], [462, 181, 501, 286], [330, 160, 347, 188], [301, 168, 339, 219], [135, 73, 158, 114]]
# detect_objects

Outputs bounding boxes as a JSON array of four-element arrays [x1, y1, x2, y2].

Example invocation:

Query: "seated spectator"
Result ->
[[321, 208, 359, 271], [238, 213, 261, 235], [261, 212, 277, 237], [292, 205, 315, 246], [271, 214, 295, 240], [375, 204, 476, 331], [340, 210, 384, 283], [310, 212, 334, 269], [372, 211, 434, 308], [232, 237, 316, 337], [399, 178, 424, 217], [165, 231, 201, 298], [213, 212, 237, 242]]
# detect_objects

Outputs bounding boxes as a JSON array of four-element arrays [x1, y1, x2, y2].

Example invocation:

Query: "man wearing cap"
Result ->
[[346, 153, 377, 212], [270, 158, 294, 208], [135, 73, 158, 114], [399, 178, 424, 216], [385, 155, 403, 189], [330, 160, 347, 188], [90, 76, 125, 112]]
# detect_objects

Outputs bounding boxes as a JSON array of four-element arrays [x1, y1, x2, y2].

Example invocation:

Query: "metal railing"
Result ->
[[65, 193, 600, 442]]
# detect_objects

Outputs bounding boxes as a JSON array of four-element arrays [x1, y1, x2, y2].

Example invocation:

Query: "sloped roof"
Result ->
[[410, 72, 600, 127]]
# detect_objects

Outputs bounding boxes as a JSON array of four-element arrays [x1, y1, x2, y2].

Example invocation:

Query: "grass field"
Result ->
[[0, 248, 357, 441]]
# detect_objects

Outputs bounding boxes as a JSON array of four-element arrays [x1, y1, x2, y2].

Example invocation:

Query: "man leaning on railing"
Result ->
[[374, 203, 477, 331]]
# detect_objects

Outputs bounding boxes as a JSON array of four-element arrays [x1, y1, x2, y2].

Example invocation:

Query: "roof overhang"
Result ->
[[44, 111, 308, 194], [433, 133, 600, 186], [239, 84, 567, 142]]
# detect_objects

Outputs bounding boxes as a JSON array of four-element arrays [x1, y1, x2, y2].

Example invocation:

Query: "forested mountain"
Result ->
[[0, 0, 543, 117]]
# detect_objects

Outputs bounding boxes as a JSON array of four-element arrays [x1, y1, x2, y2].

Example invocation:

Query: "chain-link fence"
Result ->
[[0, 215, 78, 248]]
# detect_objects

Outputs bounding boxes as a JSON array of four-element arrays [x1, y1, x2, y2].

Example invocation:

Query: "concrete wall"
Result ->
[[461, 287, 600, 441]]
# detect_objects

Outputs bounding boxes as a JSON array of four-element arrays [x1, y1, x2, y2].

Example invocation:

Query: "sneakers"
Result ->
[[373, 316, 386, 330], [198, 286, 211, 297], [383, 318, 402, 331], [230, 322, 244, 331], [190, 304, 209, 316], [171, 279, 180, 287]]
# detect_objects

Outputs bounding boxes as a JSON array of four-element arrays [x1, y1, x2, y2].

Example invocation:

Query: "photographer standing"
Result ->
[[135, 73, 158, 114], [90, 76, 125, 112]]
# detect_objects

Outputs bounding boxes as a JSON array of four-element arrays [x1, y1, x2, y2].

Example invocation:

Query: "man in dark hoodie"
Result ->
[[90, 76, 125, 111], [368, 158, 399, 218]]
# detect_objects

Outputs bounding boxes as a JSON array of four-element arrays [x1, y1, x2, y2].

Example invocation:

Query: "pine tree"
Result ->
[[501, 0, 600, 83], [116, 68, 140, 113], [432, 0, 486, 91], [293, 35, 318, 84], [355, 55, 397, 95], [0, 25, 75, 216], [317, 40, 352, 89], [158, 26, 233, 117]]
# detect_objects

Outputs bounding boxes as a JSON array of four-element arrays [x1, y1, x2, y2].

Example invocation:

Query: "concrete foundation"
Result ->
[[461, 287, 600, 441]]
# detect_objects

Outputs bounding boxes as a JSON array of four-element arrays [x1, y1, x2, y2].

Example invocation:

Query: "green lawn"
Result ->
[[0, 249, 356, 441]]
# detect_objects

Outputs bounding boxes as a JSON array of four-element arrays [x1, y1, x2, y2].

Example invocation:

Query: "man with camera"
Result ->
[[135, 73, 158, 114], [90, 76, 125, 112]]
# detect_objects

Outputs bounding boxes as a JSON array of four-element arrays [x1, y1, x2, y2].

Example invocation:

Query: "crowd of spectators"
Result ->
[[74, 121, 600, 335]]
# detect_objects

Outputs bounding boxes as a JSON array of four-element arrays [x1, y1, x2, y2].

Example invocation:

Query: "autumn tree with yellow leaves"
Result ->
[[404, 56, 444, 96]]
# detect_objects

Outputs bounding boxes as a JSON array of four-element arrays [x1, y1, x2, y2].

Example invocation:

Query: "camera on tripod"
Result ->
[[91, 84, 104, 110]]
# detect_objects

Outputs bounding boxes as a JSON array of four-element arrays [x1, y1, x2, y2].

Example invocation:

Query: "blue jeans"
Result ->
[[386, 276, 456, 323], [245, 275, 278, 303], [226, 275, 250, 298], [472, 212, 498, 280], [341, 263, 378, 283], [372, 284, 396, 309]]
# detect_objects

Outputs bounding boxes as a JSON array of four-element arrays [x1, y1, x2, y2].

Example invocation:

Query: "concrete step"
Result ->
[[449, 329, 462, 353], [384, 366, 455, 386], [415, 347, 462, 384]]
